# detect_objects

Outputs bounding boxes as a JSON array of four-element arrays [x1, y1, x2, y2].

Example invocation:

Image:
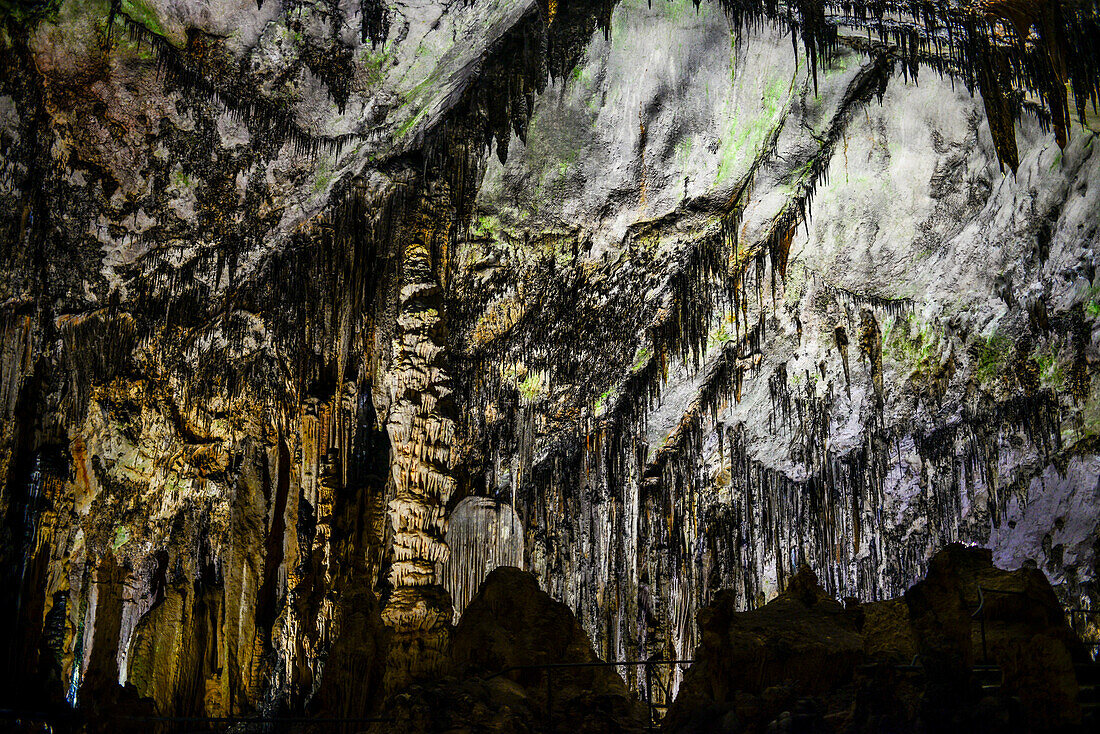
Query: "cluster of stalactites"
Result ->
[[442, 498, 525, 622], [381, 241, 456, 690], [716, 0, 1100, 172]]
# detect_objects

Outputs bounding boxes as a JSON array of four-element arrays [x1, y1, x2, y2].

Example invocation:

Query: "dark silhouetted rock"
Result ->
[[904, 543, 1081, 731], [368, 566, 647, 733], [667, 548, 1089, 733], [452, 566, 648, 733], [664, 565, 863, 733], [312, 578, 388, 726]]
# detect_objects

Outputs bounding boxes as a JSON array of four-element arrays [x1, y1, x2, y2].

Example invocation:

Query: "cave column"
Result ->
[[380, 239, 455, 691]]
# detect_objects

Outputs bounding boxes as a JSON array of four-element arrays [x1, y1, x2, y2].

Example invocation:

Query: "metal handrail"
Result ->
[[119, 714, 397, 723], [0, 708, 79, 722], [970, 586, 1031, 664], [485, 657, 695, 731], [0, 708, 395, 732], [4, 660, 696, 732]]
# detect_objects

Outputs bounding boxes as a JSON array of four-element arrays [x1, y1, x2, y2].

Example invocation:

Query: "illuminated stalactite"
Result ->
[[381, 239, 456, 691], [442, 497, 524, 621]]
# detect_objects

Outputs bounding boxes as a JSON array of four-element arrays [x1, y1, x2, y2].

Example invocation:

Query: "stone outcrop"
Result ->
[[372, 566, 647, 734], [664, 565, 866, 733], [452, 566, 637, 705], [665, 545, 1089, 733], [905, 543, 1082, 731], [369, 678, 538, 734], [311, 578, 387, 725]]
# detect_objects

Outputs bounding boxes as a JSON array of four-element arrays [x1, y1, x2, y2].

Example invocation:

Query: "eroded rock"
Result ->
[[451, 566, 648, 733], [905, 543, 1082, 731], [666, 546, 1091, 733], [664, 565, 864, 733]]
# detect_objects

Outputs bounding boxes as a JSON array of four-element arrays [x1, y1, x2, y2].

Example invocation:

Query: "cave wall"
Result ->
[[1, 0, 1098, 720], [451, 0, 1100, 683], [0, 0, 566, 716]]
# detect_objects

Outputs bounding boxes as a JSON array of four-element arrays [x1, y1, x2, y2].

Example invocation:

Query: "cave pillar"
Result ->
[[80, 555, 126, 702], [380, 240, 455, 692]]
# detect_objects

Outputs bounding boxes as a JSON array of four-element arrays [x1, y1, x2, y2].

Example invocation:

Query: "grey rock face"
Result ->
[[0, 0, 1098, 723], [455, 0, 1100, 681]]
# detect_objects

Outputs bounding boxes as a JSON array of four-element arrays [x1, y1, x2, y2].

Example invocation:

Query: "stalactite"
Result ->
[[806, 266, 914, 322], [454, 29, 912, 681], [3, 0, 1098, 722], [441, 497, 524, 621], [106, 2, 365, 158], [859, 309, 884, 411], [1067, 308, 1092, 404], [360, 0, 390, 47], [0, 0, 617, 716], [835, 325, 852, 398], [494, 255, 1067, 689], [715, 0, 1100, 171]]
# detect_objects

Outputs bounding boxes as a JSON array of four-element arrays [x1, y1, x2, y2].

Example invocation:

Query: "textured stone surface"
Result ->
[[665, 546, 1088, 733], [905, 543, 1082, 730], [443, 496, 524, 620], [664, 566, 866, 732], [382, 237, 457, 690], [451, 566, 648, 733], [455, 1, 1100, 676], [1, 0, 1098, 728]]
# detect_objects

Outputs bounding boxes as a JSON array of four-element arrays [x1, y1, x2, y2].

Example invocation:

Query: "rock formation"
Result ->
[[905, 543, 1083, 730], [359, 567, 647, 734], [665, 544, 1089, 733], [381, 235, 457, 690], [1, 0, 1099, 730]]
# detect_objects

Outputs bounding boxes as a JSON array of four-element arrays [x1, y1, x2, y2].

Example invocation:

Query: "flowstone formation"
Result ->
[[2, 0, 1100, 730]]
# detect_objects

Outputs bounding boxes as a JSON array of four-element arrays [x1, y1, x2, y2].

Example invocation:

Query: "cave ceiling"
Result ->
[[0, 0, 1099, 721]]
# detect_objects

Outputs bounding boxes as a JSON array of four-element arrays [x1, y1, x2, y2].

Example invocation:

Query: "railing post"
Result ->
[[972, 587, 989, 664], [982, 615, 988, 664]]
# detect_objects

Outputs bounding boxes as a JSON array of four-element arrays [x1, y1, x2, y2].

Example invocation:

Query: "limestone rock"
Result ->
[[312, 579, 388, 723], [667, 546, 1091, 733], [2, 0, 1099, 727], [664, 565, 864, 732], [452, 566, 648, 732], [905, 543, 1082, 730]]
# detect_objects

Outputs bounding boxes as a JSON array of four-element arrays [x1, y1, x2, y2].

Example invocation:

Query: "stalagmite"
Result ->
[[380, 240, 456, 691]]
